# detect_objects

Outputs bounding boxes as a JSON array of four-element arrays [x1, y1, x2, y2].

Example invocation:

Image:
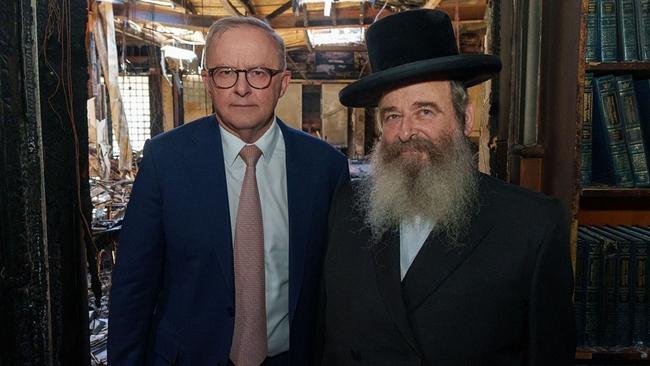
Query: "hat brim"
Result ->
[[339, 54, 502, 108]]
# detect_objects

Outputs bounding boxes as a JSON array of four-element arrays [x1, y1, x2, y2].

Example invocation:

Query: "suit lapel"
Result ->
[[278, 120, 314, 320], [373, 230, 422, 355], [185, 115, 235, 296], [401, 183, 495, 312]]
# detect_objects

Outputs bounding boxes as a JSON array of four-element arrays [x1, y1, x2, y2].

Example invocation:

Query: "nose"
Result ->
[[397, 116, 417, 143], [233, 71, 251, 97]]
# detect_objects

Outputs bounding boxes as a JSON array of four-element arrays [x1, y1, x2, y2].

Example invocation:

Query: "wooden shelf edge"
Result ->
[[576, 349, 650, 361], [585, 61, 650, 71], [580, 187, 650, 198]]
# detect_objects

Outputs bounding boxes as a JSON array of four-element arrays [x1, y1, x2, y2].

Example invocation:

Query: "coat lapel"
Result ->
[[278, 120, 315, 320], [372, 230, 422, 355], [185, 115, 235, 296], [401, 182, 496, 312]]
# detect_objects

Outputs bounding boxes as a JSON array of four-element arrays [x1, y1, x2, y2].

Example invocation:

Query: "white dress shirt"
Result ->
[[220, 119, 290, 356], [400, 216, 435, 280]]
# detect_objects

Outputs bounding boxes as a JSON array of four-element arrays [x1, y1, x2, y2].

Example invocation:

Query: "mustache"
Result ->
[[380, 135, 452, 164]]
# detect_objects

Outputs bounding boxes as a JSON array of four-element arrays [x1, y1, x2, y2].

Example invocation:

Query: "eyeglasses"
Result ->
[[206, 66, 283, 89]]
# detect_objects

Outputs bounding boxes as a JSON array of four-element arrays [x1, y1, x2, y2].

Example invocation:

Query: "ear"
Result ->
[[278, 70, 291, 98], [463, 100, 474, 137], [201, 69, 212, 94]]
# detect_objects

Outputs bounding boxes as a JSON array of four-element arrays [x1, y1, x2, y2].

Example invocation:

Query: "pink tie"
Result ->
[[230, 144, 267, 366]]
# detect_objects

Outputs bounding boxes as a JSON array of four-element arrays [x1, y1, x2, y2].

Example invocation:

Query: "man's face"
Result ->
[[201, 26, 290, 142], [378, 80, 473, 170]]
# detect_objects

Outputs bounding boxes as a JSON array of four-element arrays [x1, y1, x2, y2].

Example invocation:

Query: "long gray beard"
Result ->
[[358, 129, 479, 246]]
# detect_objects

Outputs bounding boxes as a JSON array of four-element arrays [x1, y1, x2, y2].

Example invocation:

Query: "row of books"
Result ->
[[586, 0, 650, 62], [579, 74, 650, 187], [576, 225, 650, 347]]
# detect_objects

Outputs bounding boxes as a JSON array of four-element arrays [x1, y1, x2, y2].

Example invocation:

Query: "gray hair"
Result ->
[[203, 16, 287, 70], [450, 80, 469, 127]]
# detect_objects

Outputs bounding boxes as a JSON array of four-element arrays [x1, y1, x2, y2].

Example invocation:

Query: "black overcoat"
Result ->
[[320, 173, 575, 366]]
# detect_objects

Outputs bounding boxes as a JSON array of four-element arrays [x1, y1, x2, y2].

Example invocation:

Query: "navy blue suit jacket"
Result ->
[[108, 115, 350, 366]]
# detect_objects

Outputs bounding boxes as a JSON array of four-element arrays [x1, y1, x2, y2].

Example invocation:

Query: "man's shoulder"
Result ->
[[478, 173, 565, 217], [279, 121, 345, 158], [153, 115, 213, 141]]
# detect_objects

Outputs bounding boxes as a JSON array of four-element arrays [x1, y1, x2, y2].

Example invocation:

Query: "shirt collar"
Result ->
[[219, 117, 280, 167]]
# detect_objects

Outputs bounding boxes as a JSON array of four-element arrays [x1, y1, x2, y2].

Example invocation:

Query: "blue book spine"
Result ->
[[618, 0, 641, 60], [582, 73, 594, 186], [586, 0, 600, 62], [636, 0, 650, 60], [576, 230, 589, 346], [602, 240, 618, 346], [593, 75, 635, 187], [579, 227, 603, 346], [618, 226, 649, 344], [599, 0, 619, 61], [615, 75, 650, 187], [634, 79, 650, 172]]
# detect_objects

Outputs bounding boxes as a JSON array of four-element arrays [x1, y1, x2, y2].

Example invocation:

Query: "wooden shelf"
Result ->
[[586, 61, 650, 71], [581, 187, 650, 198], [576, 349, 650, 364]]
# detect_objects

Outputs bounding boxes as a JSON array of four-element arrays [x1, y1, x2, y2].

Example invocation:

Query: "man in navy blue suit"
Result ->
[[108, 16, 349, 366]]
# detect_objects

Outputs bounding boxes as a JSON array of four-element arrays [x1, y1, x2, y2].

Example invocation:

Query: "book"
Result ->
[[633, 79, 650, 163], [584, 226, 619, 346], [581, 73, 595, 186], [615, 75, 650, 187], [637, 0, 650, 60], [619, 0, 641, 60], [594, 226, 634, 346], [578, 226, 605, 346], [592, 75, 635, 187], [586, 0, 600, 62], [576, 228, 590, 346], [614, 225, 650, 344], [599, 0, 620, 61]]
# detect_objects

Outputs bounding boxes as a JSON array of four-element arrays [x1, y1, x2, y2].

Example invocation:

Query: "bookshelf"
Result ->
[[538, 0, 650, 363], [578, 58, 650, 227]]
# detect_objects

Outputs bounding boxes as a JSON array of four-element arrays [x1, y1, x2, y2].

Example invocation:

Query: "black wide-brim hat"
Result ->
[[339, 9, 502, 108]]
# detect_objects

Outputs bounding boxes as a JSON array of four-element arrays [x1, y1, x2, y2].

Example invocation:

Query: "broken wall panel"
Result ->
[[0, 0, 91, 365]]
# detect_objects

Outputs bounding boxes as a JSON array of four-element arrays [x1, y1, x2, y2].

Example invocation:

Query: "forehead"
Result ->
[[207, 26, 278, 65], [378, 81, 452, 108]]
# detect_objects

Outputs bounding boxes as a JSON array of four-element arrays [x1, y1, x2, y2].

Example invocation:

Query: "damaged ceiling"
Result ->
[[109, 0, 489, 53]]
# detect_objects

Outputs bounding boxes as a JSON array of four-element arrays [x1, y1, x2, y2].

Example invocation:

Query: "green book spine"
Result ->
[[615, 75, 650, 187], [579, 226, 603, 346], [586, 0, 600, 61], [599, 0, 619, 61], [593, 75, 635, 187], [618, 0, 641, 60], [582, 73, 594, 186], [592, 226, 633, 346], [636, 0, 650, 60], [634, 79, 650, 170]]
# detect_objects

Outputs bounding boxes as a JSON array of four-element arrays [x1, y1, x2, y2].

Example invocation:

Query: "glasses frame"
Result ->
[[206, 66, 284, 90]]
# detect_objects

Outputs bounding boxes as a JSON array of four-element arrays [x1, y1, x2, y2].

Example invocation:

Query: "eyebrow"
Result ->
[[378, 106, 399, 116], [412, 101, 443, 114]]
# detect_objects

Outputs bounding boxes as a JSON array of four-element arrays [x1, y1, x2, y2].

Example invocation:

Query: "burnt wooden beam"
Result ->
[[236, 0, 256, 16], [220, 0, 244, 16], [170, 0, 198, 14], [113, 3, 216, 29], [265, 0, 292, 21], [1, 0, 91, 364]]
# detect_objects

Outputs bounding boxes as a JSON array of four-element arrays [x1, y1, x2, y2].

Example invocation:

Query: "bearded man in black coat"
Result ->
[[318, 9, 575, 366]]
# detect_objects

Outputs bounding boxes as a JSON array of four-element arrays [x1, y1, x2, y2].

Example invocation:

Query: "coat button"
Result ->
[[227, 307, 235, 317], [350, 348, 361, 361]]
